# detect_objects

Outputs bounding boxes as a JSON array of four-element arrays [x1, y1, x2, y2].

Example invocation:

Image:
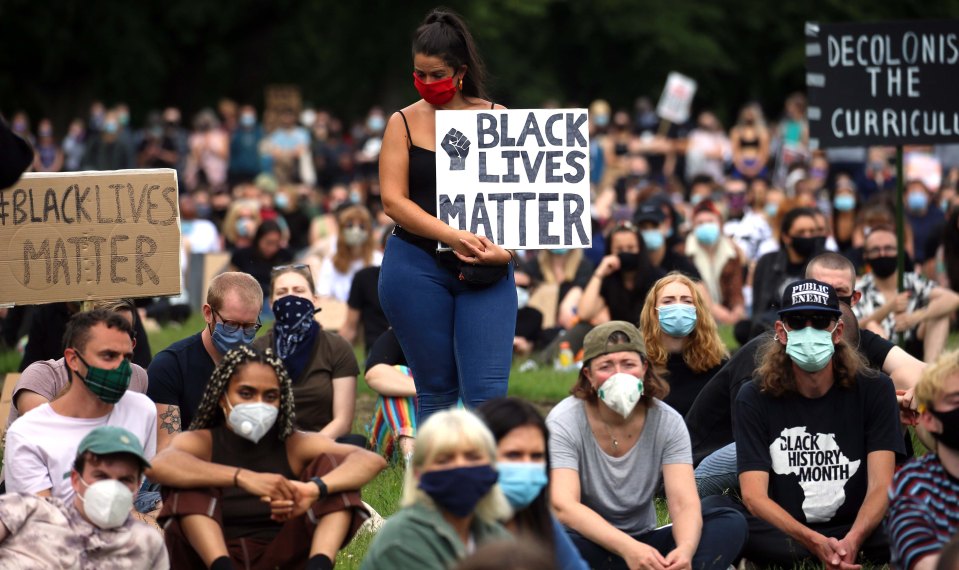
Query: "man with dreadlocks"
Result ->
[[714, 279, 904, 568], [149, 345, 386, 570]]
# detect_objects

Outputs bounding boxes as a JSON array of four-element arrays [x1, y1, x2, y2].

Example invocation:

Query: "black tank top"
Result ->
[[211, 424, 295, 540], [395, 104, 494, 255]]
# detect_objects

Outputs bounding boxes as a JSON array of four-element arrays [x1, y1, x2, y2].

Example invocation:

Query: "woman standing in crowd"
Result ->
[[378, 8, 516, 422], [476, 397, 588, 570], [639, 273, 728, 417], [151, 345, 383, 570], [361, 409, 512, 569], [730, 102, 770, 182], [317, 204, 382, 302], [547, 321, 746, 570], [252, 264, 361, 444]]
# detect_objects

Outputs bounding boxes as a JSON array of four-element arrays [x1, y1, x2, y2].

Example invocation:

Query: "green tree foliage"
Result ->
[[3, 0, 959, 127]]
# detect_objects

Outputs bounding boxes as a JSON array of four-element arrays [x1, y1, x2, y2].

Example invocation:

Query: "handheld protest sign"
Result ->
[[434, 109, 591, 250], [0, 169, 181, 306], [805, 20, 959, 149], [656, 72, 697, 126]]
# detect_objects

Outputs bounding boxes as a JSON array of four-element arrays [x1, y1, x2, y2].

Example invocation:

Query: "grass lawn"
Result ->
[[1, 314, 957, 568]]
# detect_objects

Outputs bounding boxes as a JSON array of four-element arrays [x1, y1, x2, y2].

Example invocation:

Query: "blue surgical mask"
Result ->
[[784, 325, 836, 372], [690, 194, 704, 206], [497, 462, 548, 511], [210, 322, 256, 355], [694, 222, 720, 246], [274, 193, 290, 210], [240, 114, 256, 127], [765, 203, 779, 218], [552, 248, 569, 255], [641, 229, 664, 250], [907, 191, 928, 212], [594, 115, 610, 128], [367, 115, 385, 133], [833, 195, 856, 212], [658, 304, 697, 337]]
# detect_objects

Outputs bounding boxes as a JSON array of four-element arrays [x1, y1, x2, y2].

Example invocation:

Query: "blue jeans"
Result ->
[[695, 442, 740, 497], [378, 235, 516, 423], [567, 495, 748, 570]]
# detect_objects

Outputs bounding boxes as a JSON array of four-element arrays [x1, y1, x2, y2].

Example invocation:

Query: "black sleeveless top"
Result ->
[[395, 105, 494, 256], [211, 424, 295, 540]]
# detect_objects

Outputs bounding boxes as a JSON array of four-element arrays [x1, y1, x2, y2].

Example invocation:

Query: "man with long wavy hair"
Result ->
[[717, 279, 904, 568]]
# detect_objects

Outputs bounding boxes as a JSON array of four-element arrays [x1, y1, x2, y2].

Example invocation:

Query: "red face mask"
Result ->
[[413, 73, 457, 106]]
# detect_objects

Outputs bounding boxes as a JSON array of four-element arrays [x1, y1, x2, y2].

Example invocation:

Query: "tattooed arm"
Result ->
[[156, 404, 182, 453]]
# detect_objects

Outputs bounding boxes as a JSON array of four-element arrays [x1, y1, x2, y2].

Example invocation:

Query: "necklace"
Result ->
[[598, 408, 632, 451]]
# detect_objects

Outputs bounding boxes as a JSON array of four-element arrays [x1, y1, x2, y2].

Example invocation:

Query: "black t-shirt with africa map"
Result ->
[[734, 372, 903, 528]]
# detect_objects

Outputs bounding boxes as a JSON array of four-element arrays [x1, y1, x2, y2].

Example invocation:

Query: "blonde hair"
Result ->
[[402, 409, 511, 522], [536, 249, 584, 284], [915, 350, 959, 410], [222, 199, 262, 245], [207, 272, 263, 312], [332, 205, 376, 274], [640, 273, 727, 373]]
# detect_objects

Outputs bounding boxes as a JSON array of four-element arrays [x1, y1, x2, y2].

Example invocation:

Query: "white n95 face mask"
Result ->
[[226, 400, 278, 444], [597, 372, 644, 419], [80, 478, 134, 529]]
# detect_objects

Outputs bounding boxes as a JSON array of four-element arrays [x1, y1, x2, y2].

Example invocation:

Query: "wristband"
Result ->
[[310, 476, 328, 499]]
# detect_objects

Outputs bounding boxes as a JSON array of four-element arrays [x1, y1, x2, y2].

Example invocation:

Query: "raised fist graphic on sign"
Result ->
[[441, 128, 470, 171]]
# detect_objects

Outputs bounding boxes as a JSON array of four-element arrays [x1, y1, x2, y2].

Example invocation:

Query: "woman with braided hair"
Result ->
[[149, 345, 386, 570]]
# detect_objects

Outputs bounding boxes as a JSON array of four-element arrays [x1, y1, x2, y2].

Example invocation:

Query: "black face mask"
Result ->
[[869, 255, 898, 278], [789, 236, 818, 258], [618, 252, 641, 271], [929, 406, 959, 451]]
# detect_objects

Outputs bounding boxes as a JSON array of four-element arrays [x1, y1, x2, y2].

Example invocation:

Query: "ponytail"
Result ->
[[412, 8, 489, 101]]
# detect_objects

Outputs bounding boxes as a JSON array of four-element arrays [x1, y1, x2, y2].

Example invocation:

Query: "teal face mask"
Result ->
[[641, 230, 664, 250], [658, 304, 697, 337], [784, 325, 837, 372]]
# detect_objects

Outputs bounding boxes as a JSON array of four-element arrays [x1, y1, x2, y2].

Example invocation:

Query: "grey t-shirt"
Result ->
[[546, 396, 691, 536]]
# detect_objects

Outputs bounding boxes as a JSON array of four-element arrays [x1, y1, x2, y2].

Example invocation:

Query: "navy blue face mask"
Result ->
[[418, 464, 498, 517]]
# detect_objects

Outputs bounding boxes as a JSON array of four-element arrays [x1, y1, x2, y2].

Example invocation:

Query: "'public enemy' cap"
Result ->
[[777, 279, 842, 317], [76, 426, 151, 469], [582, 321, 647, 363]]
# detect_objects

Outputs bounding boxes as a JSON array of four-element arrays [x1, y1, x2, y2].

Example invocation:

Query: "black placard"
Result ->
[[806, 20, 959, 148]]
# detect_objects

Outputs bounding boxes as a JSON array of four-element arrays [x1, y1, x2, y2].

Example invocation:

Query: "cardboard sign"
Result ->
[[0, 169, 181, 306], [806, 20, 959, 148], [434, 109, 591, 250], [656, 72, 698, 124]]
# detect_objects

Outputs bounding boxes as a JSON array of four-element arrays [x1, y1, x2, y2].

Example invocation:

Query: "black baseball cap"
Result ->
[[634, 202, 665, 224], [778, 279, 842, 317]]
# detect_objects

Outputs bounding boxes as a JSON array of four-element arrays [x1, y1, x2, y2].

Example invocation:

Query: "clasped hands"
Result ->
[[235, 470, 321, 522], [450, 230, 511, 266]]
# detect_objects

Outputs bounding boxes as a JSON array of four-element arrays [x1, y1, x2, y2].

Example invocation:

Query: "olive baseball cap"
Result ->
[[76, 426, 151, 469], [582, 321, 647, 363]]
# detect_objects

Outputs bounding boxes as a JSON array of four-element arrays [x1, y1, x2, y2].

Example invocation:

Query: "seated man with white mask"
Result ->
[[0, 426, 168, 568]]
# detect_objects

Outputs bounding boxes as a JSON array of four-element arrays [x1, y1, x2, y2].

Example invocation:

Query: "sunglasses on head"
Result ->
[[783, 313, 837, 331], [271, 263, 310, 276]]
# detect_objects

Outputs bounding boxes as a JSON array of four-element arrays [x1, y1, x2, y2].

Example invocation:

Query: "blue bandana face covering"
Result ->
[[272, 295, 318, 359], [657, 304, 697, 337], [418, 464, 498, 517]]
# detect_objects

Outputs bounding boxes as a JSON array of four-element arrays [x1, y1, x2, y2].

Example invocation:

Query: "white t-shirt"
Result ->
[[4, 392, 157, 501], [317, 250, 383, 302]]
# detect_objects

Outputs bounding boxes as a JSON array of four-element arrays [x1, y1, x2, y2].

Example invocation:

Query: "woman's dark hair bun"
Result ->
[[413, 7, 488, 101]]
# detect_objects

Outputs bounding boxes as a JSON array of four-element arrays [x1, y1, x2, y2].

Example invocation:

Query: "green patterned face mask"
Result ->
[[74, 352, 132, 404]]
